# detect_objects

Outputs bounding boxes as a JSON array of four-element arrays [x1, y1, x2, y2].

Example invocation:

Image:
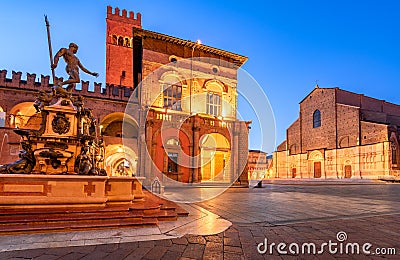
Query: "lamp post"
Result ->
[[190, 39, 201, 183]]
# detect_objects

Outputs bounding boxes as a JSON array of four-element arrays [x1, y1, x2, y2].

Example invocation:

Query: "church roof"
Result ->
[[299, 86, 337, 104], [300, 86, 400, 108]]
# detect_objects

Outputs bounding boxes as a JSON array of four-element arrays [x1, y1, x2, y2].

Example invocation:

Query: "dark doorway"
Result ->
[[344, 165, 352, 178], [314, 162, 321, 178]]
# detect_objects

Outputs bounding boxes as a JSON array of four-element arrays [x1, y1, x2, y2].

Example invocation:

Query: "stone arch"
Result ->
[[200, 126, 232, 145], [204, 79, 227, 93], [9, 102, 39, 129], [100, 112, 138, 138], [308, 150, 324, 178], [339, 136, 350, 148], [105, 144, 137, 176], [309, 150, 323, 160], [159, 70, 187, 85], [156, 66, 190, 84]]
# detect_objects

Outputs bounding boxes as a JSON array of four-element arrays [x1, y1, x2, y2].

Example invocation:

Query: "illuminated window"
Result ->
[[166, 138, 180, 146], [313, 110, 321, 128], [167, 152, 178, 173], [206, 92, 221, 116], [163, 83, 182, 111]]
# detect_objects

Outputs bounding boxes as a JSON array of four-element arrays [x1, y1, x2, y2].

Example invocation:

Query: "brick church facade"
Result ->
[[273, 85, 400, 179], [0, 6, 249, 185]]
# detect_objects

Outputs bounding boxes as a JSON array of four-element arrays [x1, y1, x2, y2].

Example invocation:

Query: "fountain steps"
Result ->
[[0, 191, 188, 235]]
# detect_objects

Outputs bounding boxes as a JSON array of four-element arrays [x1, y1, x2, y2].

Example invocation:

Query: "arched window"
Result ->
[[206, 92, 221, 116], [313, 110, 321, 128], [118, 37, 123, 46], [124, 37, 131, 47], [112, 35, 117, 45], [163, 83, 182, 111]]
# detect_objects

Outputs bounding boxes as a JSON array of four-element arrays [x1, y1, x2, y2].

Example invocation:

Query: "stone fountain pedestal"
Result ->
[[0, 175, 145, 210]]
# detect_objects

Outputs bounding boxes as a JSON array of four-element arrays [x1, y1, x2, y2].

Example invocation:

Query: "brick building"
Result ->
[[273, 85, 400, 179], [0, 6, 249, 185], [247, 150, 269, 181]]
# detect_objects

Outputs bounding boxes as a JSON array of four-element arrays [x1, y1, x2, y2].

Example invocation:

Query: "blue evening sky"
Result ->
[[1, 0, 400, 153]]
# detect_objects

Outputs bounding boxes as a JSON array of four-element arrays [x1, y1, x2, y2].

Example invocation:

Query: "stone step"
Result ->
[[0, 211, 144, 224], [0, 190, 188, 235], [0, 217, 158, 235]]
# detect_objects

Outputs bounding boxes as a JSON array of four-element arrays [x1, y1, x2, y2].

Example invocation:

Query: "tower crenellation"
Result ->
[[26, 73, 36, 84], [40, 74, 50, 88], [0, 70, 6, 85], [11, 71, 22, 87], [106, 6, 141, 26], [106, 6, 142, 88]]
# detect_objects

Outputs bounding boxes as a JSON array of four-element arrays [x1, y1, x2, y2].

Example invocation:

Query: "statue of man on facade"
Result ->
[[52, 42, 98, 96]]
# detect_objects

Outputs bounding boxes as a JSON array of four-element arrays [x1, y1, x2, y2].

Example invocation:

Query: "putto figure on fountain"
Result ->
[[33, 90, 53, 113]]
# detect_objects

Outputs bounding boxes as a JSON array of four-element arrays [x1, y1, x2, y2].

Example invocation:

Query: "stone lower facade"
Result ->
[[273, 142, 394, 179]]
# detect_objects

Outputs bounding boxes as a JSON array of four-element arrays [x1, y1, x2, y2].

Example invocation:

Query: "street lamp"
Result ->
[[190, 39, 201, 184], [190, 39, 201, 115]]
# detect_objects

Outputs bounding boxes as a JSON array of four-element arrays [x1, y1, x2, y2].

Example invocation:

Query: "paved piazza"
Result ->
[[1, 182, 400, 259]]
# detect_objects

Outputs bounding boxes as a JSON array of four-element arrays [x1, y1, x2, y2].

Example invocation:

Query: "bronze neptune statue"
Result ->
[[52, 43, 99, 96]]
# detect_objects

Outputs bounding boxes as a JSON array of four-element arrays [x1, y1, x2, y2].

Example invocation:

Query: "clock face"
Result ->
[[52, 112, 71, 135]]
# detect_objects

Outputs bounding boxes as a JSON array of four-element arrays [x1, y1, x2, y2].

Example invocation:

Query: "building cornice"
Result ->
[[135, 29, 248, 67]]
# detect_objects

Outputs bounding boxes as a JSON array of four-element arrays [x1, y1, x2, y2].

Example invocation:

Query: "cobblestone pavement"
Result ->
[[1, 183, 400, 259]]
